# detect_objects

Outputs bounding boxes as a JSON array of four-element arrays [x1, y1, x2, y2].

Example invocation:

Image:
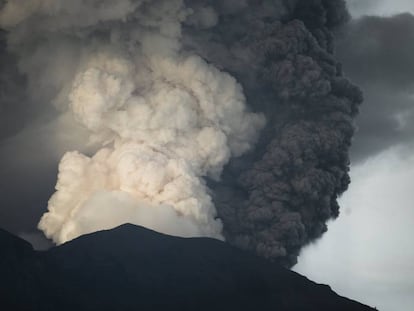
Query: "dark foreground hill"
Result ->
[[1, 224, 376, 311]]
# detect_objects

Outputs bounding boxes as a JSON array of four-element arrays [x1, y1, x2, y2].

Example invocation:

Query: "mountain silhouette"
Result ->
[[1, 224, 376, 310]]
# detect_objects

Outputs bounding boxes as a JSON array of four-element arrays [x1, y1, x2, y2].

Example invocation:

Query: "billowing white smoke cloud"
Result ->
[[0, 0, 264, 243]]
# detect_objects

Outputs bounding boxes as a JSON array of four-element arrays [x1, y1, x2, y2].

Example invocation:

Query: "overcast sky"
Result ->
[[348, 0, 414, 17], [294, 2, 414, 311]]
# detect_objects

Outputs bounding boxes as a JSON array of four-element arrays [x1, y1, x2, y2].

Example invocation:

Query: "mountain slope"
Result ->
[[0, 224, 376, 311]]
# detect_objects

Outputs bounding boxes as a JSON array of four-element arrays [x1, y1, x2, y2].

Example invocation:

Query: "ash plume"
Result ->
[[182, 0, 362, 266], [0, 0, 264, 243], [0, 0, 362, 266]]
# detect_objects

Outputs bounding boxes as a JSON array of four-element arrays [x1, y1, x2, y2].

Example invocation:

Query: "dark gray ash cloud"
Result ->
[[184, 0, 362, 266]]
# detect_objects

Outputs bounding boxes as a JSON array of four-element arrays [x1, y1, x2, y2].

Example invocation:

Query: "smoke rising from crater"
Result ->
[[181, 0, 362, 266], [0, 0, 361, 266], [0, 0, 264, 243]]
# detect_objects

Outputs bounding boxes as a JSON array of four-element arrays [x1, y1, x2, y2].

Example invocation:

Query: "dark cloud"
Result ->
[[0, 124, 62, 232], [0, 31, 45, 233], [0, 30, 29, 140], [336, 13, 414, 161], [184, 0, 362, 266], [0, 28, 66, 234], [339, 14, 414, 88]]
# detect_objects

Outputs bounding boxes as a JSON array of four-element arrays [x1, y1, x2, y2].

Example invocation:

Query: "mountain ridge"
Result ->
[[0, 224, 377, 311]]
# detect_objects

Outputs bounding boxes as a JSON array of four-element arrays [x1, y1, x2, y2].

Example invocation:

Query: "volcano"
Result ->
[[1, 224, 375, 311]]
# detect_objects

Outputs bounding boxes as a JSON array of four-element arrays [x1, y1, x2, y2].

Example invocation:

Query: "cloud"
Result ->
[[337, 13, 414, 161], [347, 0, 414, 18]]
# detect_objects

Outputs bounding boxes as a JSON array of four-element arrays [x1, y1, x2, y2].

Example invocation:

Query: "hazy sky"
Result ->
[[294, 2, 414, 311], [348, 0, 414, 17]]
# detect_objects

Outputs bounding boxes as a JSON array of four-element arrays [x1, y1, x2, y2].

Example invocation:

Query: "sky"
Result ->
[[347, 0, 414, 18], [294, 2, 414, 311]]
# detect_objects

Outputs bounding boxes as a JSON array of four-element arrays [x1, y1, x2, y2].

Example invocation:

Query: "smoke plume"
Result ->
[[0, 0, 265, 243], [181, 0, 362, 266], [0, 0, 361, 266]]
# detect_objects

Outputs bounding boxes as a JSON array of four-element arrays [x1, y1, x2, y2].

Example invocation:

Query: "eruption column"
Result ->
[[0, 0, 264, 243]]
